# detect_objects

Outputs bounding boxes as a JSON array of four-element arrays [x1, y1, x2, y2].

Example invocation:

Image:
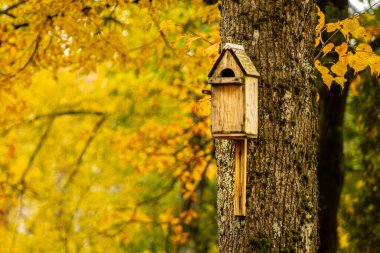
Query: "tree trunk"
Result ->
[[317, 84, 348, 253], [315, 1, 349, 252], [216, 1, 319, 252]]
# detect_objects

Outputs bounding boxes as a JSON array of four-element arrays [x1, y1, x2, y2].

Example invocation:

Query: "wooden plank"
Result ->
[[211, 85, 244, 134], [208, 77, 244, 85], [234, 139, 247, 216], [213, 133, 253, 139], [244, 77, 258, 136], [253, 78, 258, 136], [212, 133, 257, 139]]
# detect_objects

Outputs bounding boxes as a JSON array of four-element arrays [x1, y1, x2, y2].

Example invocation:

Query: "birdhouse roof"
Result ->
[[208, 43, 260, 77]]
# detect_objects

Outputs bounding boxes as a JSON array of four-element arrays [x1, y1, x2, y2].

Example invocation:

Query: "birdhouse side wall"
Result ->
[[212, 51, 244, 78], [244, 77, 258, 137], [211, 84, 244, 135]]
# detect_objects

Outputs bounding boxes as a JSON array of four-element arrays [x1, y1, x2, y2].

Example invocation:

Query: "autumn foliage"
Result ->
[[315, 7, 380, 88], [1, 1, 219, 252], [0, 0, 379, 252]]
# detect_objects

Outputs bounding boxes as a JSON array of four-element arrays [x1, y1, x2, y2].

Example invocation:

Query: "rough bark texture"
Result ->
[[216, 1, 319, 252]]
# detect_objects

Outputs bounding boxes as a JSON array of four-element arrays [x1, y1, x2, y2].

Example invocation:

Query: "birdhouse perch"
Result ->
[[207, 43, 260, 216]]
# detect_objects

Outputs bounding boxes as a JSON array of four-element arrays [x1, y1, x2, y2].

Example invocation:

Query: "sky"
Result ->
[[349, 0, 378, 12]]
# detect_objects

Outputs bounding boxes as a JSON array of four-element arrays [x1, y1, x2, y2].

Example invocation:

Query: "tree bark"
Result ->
[[216, 1, 319, 252]]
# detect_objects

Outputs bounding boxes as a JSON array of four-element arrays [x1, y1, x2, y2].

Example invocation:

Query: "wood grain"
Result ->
[[245, 76, 258, 136], [211, 84, 244, 134], [234, 139, 247, 216]]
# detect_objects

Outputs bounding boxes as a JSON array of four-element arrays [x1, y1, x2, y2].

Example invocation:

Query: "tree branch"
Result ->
[[1, 110, 106, 136], [63, 115, 106, 188], [353, 0, 380, 17], [175, 24, 214, 45], [9, 192, 23, 253], [314, 29, 341, 61], [314, 1, 380, 61], [34, 110, 105, 120], [147, 6, 174, 51], [0, 35, 41, 81], [0, 0, 27, 18], [19, 118, 55, 183]]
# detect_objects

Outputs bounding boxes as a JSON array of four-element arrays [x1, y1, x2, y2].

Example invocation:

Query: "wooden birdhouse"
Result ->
[[208, 43, 260, 139], [206, 43, 260, 216]]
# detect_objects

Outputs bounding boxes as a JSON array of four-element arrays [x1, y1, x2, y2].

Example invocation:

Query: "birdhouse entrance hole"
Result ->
[[221, 68, 235, 77]]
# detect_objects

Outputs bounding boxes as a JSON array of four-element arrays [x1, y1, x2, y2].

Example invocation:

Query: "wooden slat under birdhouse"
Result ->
[[234, 139, 247, 216]]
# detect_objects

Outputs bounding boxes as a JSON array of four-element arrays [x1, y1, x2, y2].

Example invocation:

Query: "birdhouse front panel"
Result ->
[[211, 84, 244, 135]]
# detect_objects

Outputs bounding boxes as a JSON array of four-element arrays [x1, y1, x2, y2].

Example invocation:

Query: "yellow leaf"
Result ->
[[351, 26, 367, 39], [348, 53, 368, 73], [335, 42, 348, 57], [183, 191, 193, 199], [339, 231, 350, 248], [368, 54, 380, 76], [188, 209, 199, 219], [315, 60, 329, 76], [356, 43, 372, 53], [356, 180, 365, 189], [350, 75, 362, 96], [184, 215, 192, 225], [185, 182, 195, 191], [331, 60, 347, 77], [205, 43, 219, 56], [161, 223, 169, 233], [367, 25, 380, 37], [334, 76, 347, 87], [186, 36, 200, 47], [172, 218, 180, 225], [159, 20, 174, 31], [316, 6, 325, 35], [342, 18, 360, 33], [340, 28, 349, 40], [322, 73, 334, 88], [315, 37, 321, 47], [339, 52, 351, 65], [322, 43, 334, 57], [173, 33, 186, 43], [326, 23, 341, 33]]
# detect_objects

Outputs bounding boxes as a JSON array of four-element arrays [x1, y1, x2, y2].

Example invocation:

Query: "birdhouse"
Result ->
[[206, 43, 260, 216], [208, 43, 259, 139]]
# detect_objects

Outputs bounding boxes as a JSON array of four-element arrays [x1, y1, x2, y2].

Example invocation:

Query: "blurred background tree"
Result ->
[[339, 4, 380, 248], [341, 73, 380, 252], [0, 0, 220, 252], [316, 0, 350, 252], [315, 0, 380, 252]]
